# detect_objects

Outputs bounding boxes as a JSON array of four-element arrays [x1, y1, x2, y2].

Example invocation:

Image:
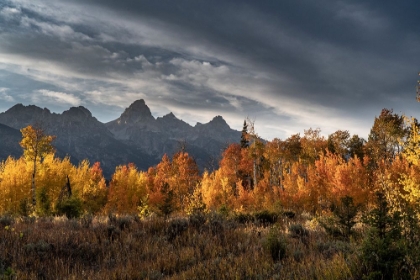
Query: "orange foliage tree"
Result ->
[[106, 163, 147, 214]]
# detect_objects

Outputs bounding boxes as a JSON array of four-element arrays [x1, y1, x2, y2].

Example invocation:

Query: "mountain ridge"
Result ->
[[0, 99, 241, 177]]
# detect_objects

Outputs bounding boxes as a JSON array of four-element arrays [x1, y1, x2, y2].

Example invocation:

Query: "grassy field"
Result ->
[[0, 211, 370, 280]]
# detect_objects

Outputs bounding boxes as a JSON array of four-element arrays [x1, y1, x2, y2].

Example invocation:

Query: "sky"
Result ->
[[0, 0, 419, 140]]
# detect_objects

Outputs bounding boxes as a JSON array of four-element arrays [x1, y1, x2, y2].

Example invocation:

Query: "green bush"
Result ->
[[157, 182, 175, 219], [167, 218, 189, 242], [18, 198, 30, 217], [189, 211, 207, 229], [0, 215, 14, 227], [263, 227, 287, 262], [254, 210, 278, 225], [288, 223, 308, 239], [218, 204, 230, 218], [331, 196, 359, 240], [36, 187, 51, 216], [233, 212, 254, 224], [282, 210, 296, 219], [360, 191, 408, 279], [316, 240, 353, 259], [55, 197, 83, 219]]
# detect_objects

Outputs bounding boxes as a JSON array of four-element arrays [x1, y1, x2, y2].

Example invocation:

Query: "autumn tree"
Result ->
[[366, 109, 406, 166], [71, 161, 107, 214], [327, 130, 350, 159], [398, 117, 420, 216], [219, 143, 242, 195], [300, 128, 327, 165], [171, 151, 200, 212], [36, 154, 73, 214], [20, 125, 55, 206], [0, 157, 32, 214], [264, 139, 284, 188], [348, 134, 365, 159], [106, 163, 147, 214], [243, 119, 266, 189]]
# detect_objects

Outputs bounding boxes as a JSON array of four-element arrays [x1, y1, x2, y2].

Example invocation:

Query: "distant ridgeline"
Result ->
[[0, 99, 241, 177]]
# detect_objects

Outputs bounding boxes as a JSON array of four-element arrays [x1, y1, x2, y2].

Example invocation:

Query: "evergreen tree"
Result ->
[[240, 120, 249, 148]]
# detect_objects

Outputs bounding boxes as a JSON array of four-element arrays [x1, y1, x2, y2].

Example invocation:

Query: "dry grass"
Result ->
[[0, 213, 361, 279]]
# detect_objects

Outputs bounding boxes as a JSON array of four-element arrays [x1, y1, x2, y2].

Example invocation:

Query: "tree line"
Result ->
[[0, 108, 420, 221]]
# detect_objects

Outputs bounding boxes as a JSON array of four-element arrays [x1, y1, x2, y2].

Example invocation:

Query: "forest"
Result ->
[[1, 107, 420, 279]]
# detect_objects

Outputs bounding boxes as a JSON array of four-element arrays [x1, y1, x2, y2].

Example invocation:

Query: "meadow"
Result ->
[[1, 210, 365, 280]]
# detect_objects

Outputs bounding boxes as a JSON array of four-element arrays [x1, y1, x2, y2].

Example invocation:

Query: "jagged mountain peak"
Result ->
[[118, 99, 154, 124], [209, 115, 229, 128], [0, 100, 243, 176], [163, 112, 176, 119], [6, 103, 50, 114], [62, 106, 93, 119], [128, 99, 147, 110]]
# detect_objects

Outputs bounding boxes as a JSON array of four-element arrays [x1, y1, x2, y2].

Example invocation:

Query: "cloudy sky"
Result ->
[[0, 0, 419, 140]]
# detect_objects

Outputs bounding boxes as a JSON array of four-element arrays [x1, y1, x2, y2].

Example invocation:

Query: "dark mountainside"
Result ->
[[0, 123, 21, 160], [0, 100, 241, 177], [0, 103, 155, 177], [106, 99, 241, 170]]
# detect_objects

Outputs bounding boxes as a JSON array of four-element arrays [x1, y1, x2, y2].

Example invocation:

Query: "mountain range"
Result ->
[[0, 100, 241, 177]]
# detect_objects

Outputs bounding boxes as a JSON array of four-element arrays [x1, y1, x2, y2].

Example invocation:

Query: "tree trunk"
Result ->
[[31, 159, 36, 206], [253, 159, 257, 189]]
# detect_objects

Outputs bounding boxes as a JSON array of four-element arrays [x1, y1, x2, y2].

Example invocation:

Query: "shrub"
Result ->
[[137, 195, 150, 219], [24, 240, 52, 256], [234, 212, 254, 224], [167, 218, 189, 242], [318, 215, 344, 239], [80, 213, 93, 228], [115, 215, 133, 230], [316, 240, 353, 259], [282, 210, 296, 219], [288, 223, 309, 239], [157, 182, 175, 219], [263, 226, 287, 261], [36, 187, 51, 216], [189, 211, 207, 229], [18, 198, 30, 217], [208, 212, 225, 235], [360, 191, 409, 279], [0, 215, 14, 227], [55, 197, 83, 219], [106, 225, 121, 241], [254, 210, 278, 225], [331, 196, 360, 240], [218, 204, 230, 218]]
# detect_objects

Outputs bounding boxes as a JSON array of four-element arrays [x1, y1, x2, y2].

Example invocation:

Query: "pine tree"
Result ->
[[240, 120, 249, 148]]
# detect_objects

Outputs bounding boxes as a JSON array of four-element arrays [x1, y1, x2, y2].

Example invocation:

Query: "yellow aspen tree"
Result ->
[[20, 125, 55, 206], [0, 157, 32, 214], [106, 163, 147, 214], [399, 117, 420, 207], [36, 155, 73, 211], [201, 170, 217, 210], [71, 161, 107, 214]]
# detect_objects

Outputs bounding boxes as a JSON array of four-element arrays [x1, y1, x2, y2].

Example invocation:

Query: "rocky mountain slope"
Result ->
[[0, 123, 21, 160], [0, 99, 241, 177], [106, 99, 240, 169], [0, 104, 154, 177]]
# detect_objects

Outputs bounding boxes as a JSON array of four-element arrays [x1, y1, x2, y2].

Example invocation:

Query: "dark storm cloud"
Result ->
[[0, 0, 419, 139]]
